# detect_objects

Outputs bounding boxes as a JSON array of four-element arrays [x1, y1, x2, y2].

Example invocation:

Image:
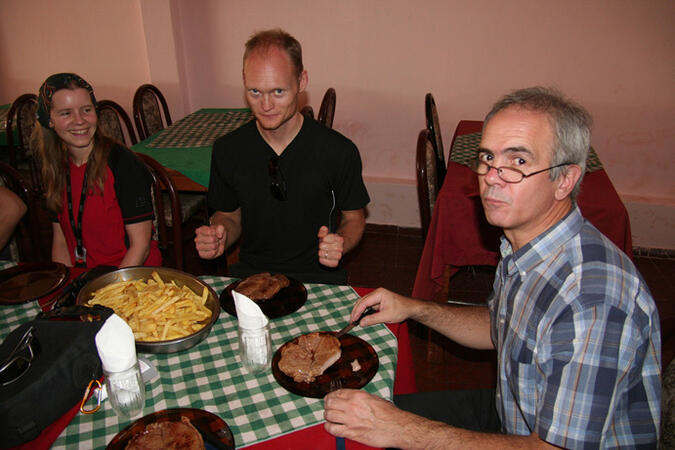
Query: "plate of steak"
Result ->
[[220, 273, 307, 319], [272, 331, 378, 398], [106, 408, 234, 450]]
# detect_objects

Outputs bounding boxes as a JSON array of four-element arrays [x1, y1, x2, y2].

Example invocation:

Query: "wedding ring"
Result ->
[[325, 251, 328, 259]]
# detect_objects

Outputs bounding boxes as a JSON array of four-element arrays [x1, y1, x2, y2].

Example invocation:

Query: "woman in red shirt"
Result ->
[[32, 73, 161, 268]]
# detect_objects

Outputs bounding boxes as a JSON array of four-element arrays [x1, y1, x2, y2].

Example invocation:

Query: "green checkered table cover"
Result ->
[[450, 131, 603, 172], [147, 109, 253, 149], [0, 296, 41, 342], [52, 277, 397, 449]]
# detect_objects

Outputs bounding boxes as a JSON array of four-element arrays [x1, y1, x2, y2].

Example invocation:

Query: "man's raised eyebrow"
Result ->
[[503, 146, 535, 158]]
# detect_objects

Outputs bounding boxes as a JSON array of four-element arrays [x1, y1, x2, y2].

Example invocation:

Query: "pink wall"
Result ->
[[1, 0, 673, 248], [0, 0, 151, 118]]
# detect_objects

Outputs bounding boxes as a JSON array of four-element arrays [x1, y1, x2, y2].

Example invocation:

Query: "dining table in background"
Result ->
[[412, 120, 634, 303], [0, 267, 416, 450], [132, 108, 254, 192]]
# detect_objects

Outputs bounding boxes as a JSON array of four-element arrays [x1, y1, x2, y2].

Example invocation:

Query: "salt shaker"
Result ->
[[104, 360, 145, 418], [95, 314, 146, 418], [238, 321, 272, 374]]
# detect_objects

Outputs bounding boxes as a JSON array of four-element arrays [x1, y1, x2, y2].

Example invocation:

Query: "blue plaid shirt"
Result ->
[[488, 206, 661, 448]]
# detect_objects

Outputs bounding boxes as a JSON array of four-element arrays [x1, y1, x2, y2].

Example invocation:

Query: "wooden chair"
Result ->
[[133, 84, 172, 140], [132, 85, 205, 227], [97, 99, 138, 146], [300, 105, 314, 120], [0, 162, 45, 262], [416, 129, 438, 239], [424, 93, 447, 189], [317, 88, 336, 128], [300, 88, 336, 128], [135, 153, 184, 270], [5, 93, 41, 191]]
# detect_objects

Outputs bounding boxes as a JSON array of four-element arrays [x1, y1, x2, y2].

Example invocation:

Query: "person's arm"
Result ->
[[324, 389, 556, 450], [353, 287, 493, 350], [0, 187, 26, 250], [194, 209, 242, 259], [51, 223, 72, 266], [119, 220, 152, 267], [318, 208, 365, 267]]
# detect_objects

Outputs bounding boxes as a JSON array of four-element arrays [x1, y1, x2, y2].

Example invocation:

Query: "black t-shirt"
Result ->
[[208, 117, 369, 284]]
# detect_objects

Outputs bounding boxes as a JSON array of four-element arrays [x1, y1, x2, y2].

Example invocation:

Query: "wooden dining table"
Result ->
[[412, 120, 634, 303], [132, 108, 254, 192], [0, 262, 416, 450]]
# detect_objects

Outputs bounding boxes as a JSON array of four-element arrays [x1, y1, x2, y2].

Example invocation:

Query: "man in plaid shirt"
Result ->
[[324, 87, 661, 448]]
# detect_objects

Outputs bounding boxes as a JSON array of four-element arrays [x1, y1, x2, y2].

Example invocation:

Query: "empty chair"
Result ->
[[6, 93, 41, 191], [299, 88, 336, 128], [424, 93, 447, 189], [133, 84, 172, 140], [97, 99, 138, 146], [135, 153, 184, 270], [300, 105, 314, 120], [415, 129, 437, 239], [317, 88, 336, 128], [0, 162, 45, 262]]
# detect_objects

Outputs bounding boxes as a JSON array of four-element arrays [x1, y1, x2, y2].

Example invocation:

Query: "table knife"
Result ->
[[335, 307, 375, 338]]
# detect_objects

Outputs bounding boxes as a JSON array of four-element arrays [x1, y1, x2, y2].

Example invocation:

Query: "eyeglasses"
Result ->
[[473, 160, 572, 184], [0, 325, 39, 386], [268, 156, 287, 201]]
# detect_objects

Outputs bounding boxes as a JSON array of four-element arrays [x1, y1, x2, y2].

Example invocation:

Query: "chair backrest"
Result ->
[[416, 129, 438, 238], [134, 153, 183, 270], [6, 93, 41, 191], [133, 84, 173, 140], [424, 93, 447, 189], [317, 88, 336, 129], [300, 105, 314, 120], [0, 162, 45, 262], [97, 99, 138, 146]]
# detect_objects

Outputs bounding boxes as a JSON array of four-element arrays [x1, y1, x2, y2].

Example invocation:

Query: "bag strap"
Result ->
[[37, 305, 114, 323]]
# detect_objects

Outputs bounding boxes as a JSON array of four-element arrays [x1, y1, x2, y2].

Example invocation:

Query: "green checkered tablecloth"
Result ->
[[147, 109, 253, 149], [0, 297, 41, 342], [52, 277, 397, 449], [450, 131, 603, 172]]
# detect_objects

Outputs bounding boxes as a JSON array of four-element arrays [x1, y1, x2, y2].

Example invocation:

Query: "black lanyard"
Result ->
[[66, 164, 88, 267]]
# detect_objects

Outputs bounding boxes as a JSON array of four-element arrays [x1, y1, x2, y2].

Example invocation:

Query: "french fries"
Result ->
[[86, 271, 212, 341]]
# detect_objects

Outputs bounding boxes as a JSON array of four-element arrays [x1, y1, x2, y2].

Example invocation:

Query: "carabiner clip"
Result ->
[[80, 378, 102, 414]]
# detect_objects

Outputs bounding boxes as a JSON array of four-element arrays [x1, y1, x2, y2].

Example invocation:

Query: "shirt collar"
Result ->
[[499, 205, 583, 277]]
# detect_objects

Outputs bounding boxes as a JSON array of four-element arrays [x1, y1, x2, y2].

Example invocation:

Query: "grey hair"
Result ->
[[483, 87, 592, 200]]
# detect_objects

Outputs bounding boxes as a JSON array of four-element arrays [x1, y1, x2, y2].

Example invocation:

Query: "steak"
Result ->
[[125, 416, 205, 450], [278, 332, 341, 383], [235, 272, 290, 301]]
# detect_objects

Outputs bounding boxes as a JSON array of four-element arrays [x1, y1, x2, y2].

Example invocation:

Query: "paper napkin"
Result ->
[[95, 313, 137, 372]]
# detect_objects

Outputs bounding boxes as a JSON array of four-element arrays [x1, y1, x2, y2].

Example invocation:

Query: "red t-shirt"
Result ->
[[56, 144, 161, 268]]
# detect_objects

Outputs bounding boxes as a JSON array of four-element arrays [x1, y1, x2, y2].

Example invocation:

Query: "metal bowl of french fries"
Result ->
[[76, 267, 220, 353]]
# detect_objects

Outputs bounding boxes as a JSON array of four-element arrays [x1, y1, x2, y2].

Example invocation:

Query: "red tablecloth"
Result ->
[[412, 121, 633, 302], [17, 282, 416, 450]]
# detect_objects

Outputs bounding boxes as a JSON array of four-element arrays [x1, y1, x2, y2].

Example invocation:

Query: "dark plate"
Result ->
[[220, 276, 307, 319], [0, 262, 69, 305], [272, 332, 379, 398], [106, 408, 234, 450]]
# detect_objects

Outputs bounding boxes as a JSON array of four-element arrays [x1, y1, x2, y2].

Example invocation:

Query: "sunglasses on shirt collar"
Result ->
[[268, 156, 287, 201]]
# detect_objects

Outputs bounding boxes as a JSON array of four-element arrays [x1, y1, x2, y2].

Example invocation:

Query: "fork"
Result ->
[[328, 378, 346, 450]]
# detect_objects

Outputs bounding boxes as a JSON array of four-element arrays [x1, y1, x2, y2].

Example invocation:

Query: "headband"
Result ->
[[36, 73, 97, 129]]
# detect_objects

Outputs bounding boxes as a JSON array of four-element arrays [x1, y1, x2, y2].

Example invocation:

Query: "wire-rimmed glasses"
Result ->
[[268, 156, 287, 201], [0, 325, 39, 386], [473, 159, 572, 184]]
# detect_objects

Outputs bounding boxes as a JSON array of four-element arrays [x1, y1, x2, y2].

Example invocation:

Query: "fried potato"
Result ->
[[86, 271, 212, 341]]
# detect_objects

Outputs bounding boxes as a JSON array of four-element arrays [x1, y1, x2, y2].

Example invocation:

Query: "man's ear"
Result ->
[[554, 164, 582, 200], [298, 70, 308, 93]]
